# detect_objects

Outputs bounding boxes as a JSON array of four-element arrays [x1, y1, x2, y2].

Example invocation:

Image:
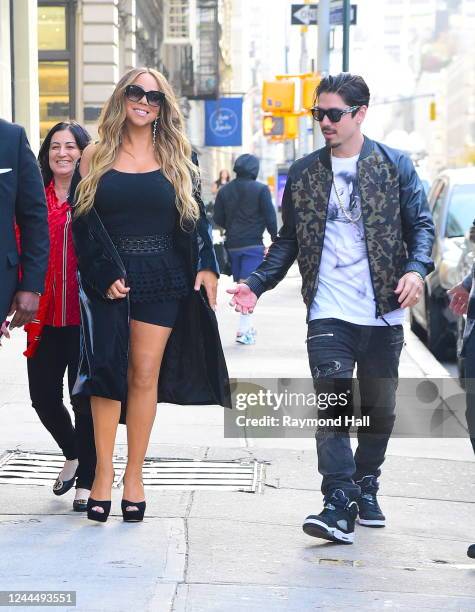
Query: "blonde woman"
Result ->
[[70, 68, 230, 523]]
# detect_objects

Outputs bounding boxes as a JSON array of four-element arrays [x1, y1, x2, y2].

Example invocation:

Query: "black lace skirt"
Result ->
[[110, 233, 189, 303]]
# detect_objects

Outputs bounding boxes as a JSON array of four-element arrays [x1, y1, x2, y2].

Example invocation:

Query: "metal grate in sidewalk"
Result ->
[[0, 450, 265, 493]]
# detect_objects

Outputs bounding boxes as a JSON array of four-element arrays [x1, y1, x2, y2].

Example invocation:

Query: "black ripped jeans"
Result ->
[[306, 317, 404, 500]]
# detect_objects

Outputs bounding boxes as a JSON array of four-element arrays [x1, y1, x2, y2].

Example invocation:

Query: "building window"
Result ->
[[166, 0, 190, 40], [38, 1, 75, 139], [38, 5, 67, 50]]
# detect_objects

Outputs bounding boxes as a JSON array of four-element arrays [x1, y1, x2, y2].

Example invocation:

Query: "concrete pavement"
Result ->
[[0, 267, 474, 611]]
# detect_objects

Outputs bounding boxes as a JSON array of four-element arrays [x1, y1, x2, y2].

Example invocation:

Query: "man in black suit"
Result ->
[[0, 119, 49, 334]]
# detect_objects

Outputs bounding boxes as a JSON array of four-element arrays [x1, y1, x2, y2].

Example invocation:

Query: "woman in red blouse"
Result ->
[[25, 121, 96, 512]]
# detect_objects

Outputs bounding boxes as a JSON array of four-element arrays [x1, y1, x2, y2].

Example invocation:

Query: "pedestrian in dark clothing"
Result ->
[[448, 220, 475, 455], [20, 121, 96, 512], [448, 227, 475, 559], [214, 153, 277, 345], [228, 73, 435, 544], [0, 119, 49, 332]]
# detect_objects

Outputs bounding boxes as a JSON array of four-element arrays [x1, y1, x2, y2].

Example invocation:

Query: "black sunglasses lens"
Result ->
[[126, 85, 144, 102], [146, 92, 163, 107], [312, 108, 324, 121], [327, 109, 344, 122]]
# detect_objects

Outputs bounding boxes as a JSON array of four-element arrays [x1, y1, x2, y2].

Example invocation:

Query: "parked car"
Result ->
[[410, 168, 475, 359]]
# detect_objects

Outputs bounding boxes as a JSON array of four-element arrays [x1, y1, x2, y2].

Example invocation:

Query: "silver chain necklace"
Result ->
[[331, 149, 362, 224]]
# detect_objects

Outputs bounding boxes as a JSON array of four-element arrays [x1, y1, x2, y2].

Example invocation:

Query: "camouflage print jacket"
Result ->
[[245, 136, 435, 321]]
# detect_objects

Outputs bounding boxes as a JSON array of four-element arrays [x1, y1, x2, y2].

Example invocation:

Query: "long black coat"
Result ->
[[69, 163, 231, 421], [0, 120, 49, 321]]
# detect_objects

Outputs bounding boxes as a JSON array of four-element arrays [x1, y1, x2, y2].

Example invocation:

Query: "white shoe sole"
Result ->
[[302, 519, 354, 544], [357, 517, 385, 527]]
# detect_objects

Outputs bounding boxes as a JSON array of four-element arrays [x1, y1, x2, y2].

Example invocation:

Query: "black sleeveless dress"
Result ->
[[94, 169, 189, 327]]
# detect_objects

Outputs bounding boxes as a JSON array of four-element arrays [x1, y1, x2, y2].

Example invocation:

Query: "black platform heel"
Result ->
[[87, 498, 111, 523], [121, 499, 146, 522]]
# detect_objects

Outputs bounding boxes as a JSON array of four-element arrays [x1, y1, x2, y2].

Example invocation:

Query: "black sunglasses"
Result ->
[[311, 105, 360, 123], [125, 84, 165, 107]]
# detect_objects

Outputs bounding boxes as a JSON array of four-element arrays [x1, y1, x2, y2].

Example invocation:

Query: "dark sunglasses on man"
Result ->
[[311, 105, 360, 123], [125, 84, 165, 108]]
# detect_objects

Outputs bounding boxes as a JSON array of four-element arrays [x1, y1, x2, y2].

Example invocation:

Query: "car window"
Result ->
[[446, 184, 475, 238], [430, 180, 446, 230]]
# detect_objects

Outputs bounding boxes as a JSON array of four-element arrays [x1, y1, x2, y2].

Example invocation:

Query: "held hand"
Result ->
[[394, 272, 424, 309], [448, 283, 470, 316], [8, 291, 40, 329], [106, 278, 130, 300], [194, 270, 218, 310], [0, 320, 11, 345], [226, 283, 258, 314]]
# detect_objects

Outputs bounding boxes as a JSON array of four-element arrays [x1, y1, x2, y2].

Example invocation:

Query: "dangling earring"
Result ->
[[152, 118, 158, 147]]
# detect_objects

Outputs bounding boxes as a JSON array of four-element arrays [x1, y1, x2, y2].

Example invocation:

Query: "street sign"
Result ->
[[291, 2, 357, 26], [291, 4, 318, 25], [205, 97, 243, 147]]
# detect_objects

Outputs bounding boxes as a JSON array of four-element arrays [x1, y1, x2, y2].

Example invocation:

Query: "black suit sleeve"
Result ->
[[15, 127, 49, 293]]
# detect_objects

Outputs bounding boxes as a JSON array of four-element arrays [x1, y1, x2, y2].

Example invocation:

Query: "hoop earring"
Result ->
[[152, 118, 158, 147]]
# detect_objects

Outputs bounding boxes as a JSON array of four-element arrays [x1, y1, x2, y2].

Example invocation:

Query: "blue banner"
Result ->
[[205, 97, 243, 147]]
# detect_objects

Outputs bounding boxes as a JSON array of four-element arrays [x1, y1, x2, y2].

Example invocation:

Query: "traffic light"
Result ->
[[262, 80, 295, 113], [430, 100, 437, 121], [302, 74, 321, 110], [263, 115, 299, 140], [263, 115, 285, 136]]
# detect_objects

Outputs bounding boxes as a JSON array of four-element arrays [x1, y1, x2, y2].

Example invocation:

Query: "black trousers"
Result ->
[[462, 329, 475, 454], [27, 325, 96, 489], [306, 318, 404, 500]]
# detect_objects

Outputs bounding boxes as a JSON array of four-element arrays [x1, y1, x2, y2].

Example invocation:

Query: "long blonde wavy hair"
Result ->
[[74, 67, 200, 225]]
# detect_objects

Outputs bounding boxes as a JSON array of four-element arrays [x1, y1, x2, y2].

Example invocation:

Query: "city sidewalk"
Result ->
[[0, 268, 474, 611]]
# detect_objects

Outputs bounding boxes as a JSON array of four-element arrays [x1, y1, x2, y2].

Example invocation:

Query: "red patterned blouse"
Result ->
[[22, 179, 80, 357]]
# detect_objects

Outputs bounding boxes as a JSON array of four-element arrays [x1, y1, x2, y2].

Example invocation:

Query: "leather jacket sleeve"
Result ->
[[398, 155, 435, 278], [69, 164, 124, 298], [192, 152, 219, 277], [72, 213, 125, 298], [244, 175, 299, 297]]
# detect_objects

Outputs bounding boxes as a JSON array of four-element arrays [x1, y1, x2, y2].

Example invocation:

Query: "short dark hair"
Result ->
[[38, 121, 91, 186], [315, 73, 370, 113]]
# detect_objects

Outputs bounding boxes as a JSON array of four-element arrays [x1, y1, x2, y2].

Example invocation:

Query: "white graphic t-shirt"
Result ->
[[309, 153, 405, 326]]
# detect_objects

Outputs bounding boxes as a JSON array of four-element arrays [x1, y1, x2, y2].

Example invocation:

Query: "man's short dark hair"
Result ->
[[315, 73, 370, 112]]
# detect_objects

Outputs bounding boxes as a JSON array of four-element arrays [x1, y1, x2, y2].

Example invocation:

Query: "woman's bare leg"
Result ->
[[124, 319, 171, 507], [89, 396, 121, 512]]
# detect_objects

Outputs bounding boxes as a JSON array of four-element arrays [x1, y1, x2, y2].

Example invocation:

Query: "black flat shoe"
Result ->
[[87, 498, 111, 523], [121, 499, 146, 522], [73, 490, 90, 512], [52, 470, 77, 496]]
